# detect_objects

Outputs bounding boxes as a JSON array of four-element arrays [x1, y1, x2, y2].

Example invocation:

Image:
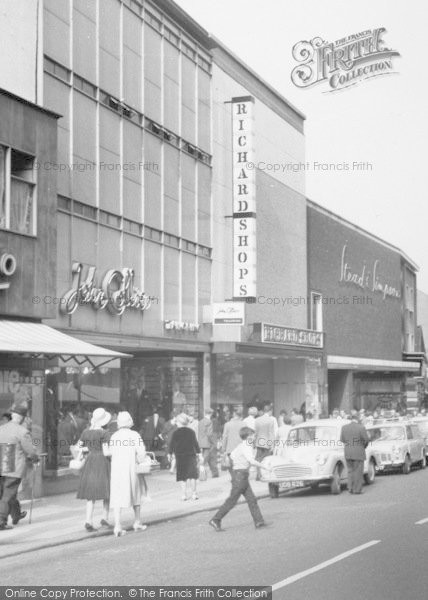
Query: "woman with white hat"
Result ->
[[104, 411, 147, 537], [77, 407, 112, 532]]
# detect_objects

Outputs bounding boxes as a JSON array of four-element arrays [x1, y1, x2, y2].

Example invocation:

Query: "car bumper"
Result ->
[[375, 460, 404, 471], [262, 474, 332, 485]]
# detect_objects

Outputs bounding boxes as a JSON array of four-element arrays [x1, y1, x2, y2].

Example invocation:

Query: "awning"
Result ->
[[328, 355, 421, 373], [0, 320, 131, 368]]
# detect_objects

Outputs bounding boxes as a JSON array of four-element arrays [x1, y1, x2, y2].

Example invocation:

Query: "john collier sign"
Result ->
[[61, 263, 152, 316], [232, 96, 256, 299]]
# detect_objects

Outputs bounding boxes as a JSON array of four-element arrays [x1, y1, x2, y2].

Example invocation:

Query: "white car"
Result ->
[[366, 422, 426, 474], [411, 417, 428, 463], [261, 419, 377, 497]]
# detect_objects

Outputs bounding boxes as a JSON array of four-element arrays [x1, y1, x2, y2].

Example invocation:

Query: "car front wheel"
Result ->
[[330, 465, 342, 494], [402, 454, 411, 475], [364, 459, 376, 484], [269, 483, 279, 498]]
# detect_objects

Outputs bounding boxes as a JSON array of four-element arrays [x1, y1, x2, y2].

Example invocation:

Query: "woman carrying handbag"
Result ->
[[76, 408, 112, 532], [104, 411, 147, 537]]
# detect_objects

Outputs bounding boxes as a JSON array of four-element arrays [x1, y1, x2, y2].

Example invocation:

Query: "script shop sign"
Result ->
[[232, 96, 256, 299], [60, 262, 152, 316]]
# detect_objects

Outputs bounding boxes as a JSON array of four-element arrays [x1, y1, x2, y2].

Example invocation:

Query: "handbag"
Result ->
[[0, 443, 16, 475], [69, 445, 87, 475], [199, 463, 207, 481], [69, 453, 86, 475], [135, 452, 160, 475]]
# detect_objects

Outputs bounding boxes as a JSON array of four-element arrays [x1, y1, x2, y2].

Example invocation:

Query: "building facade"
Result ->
[[307, 200, 420, 413], [0, 0, 422, 494]]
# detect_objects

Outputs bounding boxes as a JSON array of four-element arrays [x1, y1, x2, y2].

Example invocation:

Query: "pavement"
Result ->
[[2, 467, 428, 598], [0, 468, 267, 560]]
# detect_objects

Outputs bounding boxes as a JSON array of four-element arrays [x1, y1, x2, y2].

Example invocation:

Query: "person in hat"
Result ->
[[0, 404, 39, 530], [76, 407, 112, 532], [168, 413, 201, 501], [105, 411, 148, 537]]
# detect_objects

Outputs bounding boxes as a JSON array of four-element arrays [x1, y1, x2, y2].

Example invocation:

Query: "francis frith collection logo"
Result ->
[[291, 28, 400, 92]]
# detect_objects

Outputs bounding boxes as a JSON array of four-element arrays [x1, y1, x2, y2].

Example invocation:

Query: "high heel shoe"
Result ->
[[114, 527, 127, 537], [85, 523, 97, 532], [133, 522, 147, 532]]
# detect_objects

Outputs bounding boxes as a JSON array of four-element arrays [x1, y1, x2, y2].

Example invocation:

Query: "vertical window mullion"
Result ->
[[5, 146, 11, 229]]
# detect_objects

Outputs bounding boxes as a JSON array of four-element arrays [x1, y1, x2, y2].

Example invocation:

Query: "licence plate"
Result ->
[[279, 481, 304, 490]]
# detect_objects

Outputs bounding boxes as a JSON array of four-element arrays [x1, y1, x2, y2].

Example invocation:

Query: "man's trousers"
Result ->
[[345, 459, 364, 493], [213, 470, 263, 525], [0, 476, 21, 524]]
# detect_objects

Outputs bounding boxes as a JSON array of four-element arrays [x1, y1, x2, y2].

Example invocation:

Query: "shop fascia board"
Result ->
[[211, 341, 324, 360], [327, 355, 420, 373], [63, 330, 211, 354]]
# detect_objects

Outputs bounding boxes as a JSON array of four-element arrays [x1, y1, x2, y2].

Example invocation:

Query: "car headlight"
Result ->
[[316, 454, 327, 466]]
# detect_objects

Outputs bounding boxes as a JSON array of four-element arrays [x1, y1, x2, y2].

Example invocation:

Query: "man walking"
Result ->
[[209, 427, 272, 531], [222, 406, 244, 462], [340, 410, 369, 494], [243, 406, 258, 430], [254, 404, 277, 479], [198, 408, 219, 478], [0, 405, 39, 530]]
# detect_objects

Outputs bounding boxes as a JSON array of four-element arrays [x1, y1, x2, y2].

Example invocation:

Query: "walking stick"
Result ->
[[28, 462, 37, 525], [29, 454, 46, 525]]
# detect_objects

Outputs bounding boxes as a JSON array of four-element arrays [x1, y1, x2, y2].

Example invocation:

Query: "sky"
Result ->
[[175, 0, 428, 292]]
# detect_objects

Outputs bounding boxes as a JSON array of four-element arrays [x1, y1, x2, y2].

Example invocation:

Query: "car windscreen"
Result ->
[[367, 426, 405, 441], [288, 426, 338, 444]]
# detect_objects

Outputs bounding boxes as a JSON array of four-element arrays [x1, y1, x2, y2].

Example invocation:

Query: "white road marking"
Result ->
[[415, 517, 428, 525], [272, 540, 381, 591]]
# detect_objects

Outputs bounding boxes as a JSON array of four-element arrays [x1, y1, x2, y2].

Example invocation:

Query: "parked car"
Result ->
[[366, 422, 426, 474], [261, 419, 377, 498], [410, 417, 428, 465]]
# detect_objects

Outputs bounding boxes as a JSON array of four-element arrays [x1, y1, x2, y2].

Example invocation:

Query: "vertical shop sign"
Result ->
[[232, 96, 256, 299]]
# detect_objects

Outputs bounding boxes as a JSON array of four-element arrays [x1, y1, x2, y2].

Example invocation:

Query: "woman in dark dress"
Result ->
[[168, 413, 201, 501], [77, 408, 111, 531]]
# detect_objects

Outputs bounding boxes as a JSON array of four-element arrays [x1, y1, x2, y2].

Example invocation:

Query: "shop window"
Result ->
[[0, 145, 36, 235], [120, 356, 203, 431], [311, 292, 323, 331], [45, 366, 121, 471]]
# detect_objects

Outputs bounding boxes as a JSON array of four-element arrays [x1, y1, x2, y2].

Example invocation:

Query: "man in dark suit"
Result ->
[[198, 408, 219, 478], [141, 406, 165, 451], [340, 410, 369, 494]]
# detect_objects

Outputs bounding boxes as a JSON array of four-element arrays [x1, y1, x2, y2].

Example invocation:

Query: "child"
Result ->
[[208, 427, 272, 531]]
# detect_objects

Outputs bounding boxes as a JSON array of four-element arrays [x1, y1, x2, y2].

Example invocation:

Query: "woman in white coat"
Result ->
[[104, 411, 147, 537]]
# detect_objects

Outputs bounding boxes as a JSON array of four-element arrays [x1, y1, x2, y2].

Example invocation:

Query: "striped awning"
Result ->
[[0, 320, 131, 367]]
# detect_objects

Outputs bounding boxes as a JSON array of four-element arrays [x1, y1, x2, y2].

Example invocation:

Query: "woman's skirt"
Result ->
[[175, 454, 198, 482], [77, 453, 110, 501]]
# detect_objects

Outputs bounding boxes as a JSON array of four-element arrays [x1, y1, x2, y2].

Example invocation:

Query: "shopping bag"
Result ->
[[221, 453, 230, 470], [199, 464, 207, 481]]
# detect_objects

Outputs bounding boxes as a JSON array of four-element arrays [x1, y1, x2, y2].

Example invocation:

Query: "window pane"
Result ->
[[0, 146, 6, 228], [10, 178, 34, 234]]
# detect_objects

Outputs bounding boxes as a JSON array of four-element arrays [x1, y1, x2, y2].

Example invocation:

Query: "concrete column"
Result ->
[[202, 352, 211, 410]]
